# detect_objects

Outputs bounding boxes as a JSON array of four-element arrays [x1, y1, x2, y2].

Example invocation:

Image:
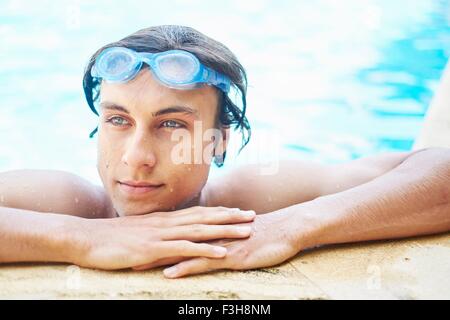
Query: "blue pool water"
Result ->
[[1, 0, 449, 184]]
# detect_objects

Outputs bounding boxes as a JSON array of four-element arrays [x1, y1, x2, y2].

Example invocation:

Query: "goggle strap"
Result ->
[[205, 67, 231, 93], [89, 126, 98, 138], [91, 64, 98, 77]]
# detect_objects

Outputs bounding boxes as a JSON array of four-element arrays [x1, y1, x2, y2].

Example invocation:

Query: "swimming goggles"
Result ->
[[91, 47, 231, 93]]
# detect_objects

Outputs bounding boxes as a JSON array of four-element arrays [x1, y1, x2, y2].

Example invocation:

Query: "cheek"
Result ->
[[168, 164, 210, 195], [96, 135, 117, 181]]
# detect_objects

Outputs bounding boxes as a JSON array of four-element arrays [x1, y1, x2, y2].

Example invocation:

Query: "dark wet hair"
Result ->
[[82, 25, 251, 167]]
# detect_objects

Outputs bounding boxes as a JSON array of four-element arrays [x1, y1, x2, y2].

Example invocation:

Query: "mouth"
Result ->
[[117, 181, 165, 196]]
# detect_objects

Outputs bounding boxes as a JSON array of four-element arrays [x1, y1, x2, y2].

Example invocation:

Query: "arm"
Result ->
[[163, 148, 450, 278], [0, 206, 84, 263], [0, 204, 256, 268], [293, 147, 450, 248]]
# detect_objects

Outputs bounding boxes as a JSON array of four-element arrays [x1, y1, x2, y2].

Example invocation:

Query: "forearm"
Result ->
[[291, 148, 450, 249], [0, 206, 85, 264]]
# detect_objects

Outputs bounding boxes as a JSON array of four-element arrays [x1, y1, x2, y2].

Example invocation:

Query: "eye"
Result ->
[[160, 120, 185, 129], [105, 116, 130, 127]]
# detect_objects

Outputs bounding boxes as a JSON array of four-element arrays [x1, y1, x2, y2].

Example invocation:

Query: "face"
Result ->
[[97, 68, 228, 216]]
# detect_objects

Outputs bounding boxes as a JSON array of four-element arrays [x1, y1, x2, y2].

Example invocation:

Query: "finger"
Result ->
[[147, 206, 233, 218], [204, 239, 235, 246], [132, 256, 186, 271], [161, 208, 256, 227], [154, 240, 228, 260], [173, 208, 255, 226], [160, 224, 252, 241], [148, 206, 207, 217], [163, 257, 221, 278]]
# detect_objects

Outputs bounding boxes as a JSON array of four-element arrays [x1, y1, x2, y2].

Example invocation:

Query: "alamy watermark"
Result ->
[[169, 120, 280, 175]]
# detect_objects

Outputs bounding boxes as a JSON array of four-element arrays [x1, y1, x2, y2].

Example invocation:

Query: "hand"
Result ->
[[159, 209, 305, 278], [69, 206, 256, 270]]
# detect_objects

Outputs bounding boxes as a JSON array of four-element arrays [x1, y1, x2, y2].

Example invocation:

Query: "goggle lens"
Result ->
[[155, 52, 198, 84], [99, 50, 135, 78]]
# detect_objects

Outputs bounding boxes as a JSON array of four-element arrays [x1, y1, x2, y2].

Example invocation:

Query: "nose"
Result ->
[[121, 127, 157, 169]]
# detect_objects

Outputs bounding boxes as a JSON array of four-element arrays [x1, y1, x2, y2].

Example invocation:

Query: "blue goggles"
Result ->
[[91, 47, 231, 93]]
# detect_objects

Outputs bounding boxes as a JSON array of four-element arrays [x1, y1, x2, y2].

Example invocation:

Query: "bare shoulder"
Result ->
[[0, 169, 113, 219], [202, 160, 329, 213]]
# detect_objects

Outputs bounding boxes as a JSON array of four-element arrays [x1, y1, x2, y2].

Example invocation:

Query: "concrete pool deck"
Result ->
[[1, 64, 449, 300]]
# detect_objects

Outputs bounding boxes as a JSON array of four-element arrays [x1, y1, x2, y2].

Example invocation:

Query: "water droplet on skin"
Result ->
[[187, 167, 191, 171], [0, 195, 4, 203], [170, 188, 174, 192], [74, 197, 79, 204], [267, 196, 272, 202]]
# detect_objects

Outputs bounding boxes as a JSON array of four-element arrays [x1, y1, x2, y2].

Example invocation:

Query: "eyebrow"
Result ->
[[100, 102, 199, 118]]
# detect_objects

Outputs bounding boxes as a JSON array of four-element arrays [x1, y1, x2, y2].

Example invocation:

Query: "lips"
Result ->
[[120, 180, 163, 188], [118, 181, 164, 196]]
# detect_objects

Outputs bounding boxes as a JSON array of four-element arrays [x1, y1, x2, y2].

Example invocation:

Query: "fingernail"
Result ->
[[213, 246, 227, 256], [236, 226, 252, 234], [164, 266, 178, 277]]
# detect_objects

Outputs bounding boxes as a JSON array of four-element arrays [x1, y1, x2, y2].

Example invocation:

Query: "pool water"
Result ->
[[1, 0, 449, 184]]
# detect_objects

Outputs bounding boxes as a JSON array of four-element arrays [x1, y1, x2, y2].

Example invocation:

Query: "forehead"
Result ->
[[99, 68, 219, 117]]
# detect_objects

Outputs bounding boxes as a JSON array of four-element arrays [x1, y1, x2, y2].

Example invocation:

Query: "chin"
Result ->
[[117, 199, 180, 216], [111, 187, 198, 216], [126, 205, 161, 216]]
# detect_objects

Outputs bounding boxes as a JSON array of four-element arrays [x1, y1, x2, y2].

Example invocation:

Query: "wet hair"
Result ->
[[82, 25, 251, 167]]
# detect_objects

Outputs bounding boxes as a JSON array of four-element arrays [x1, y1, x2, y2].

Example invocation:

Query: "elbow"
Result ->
[[442, 150, 450, 205], [0, 188, 9, 208], [428, 147, 450, 178], [402, 148, 450, 205], [427, 148, 450, 205]]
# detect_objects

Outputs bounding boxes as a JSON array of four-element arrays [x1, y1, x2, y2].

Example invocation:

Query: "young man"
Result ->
[[0, 25, 449, 279]]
